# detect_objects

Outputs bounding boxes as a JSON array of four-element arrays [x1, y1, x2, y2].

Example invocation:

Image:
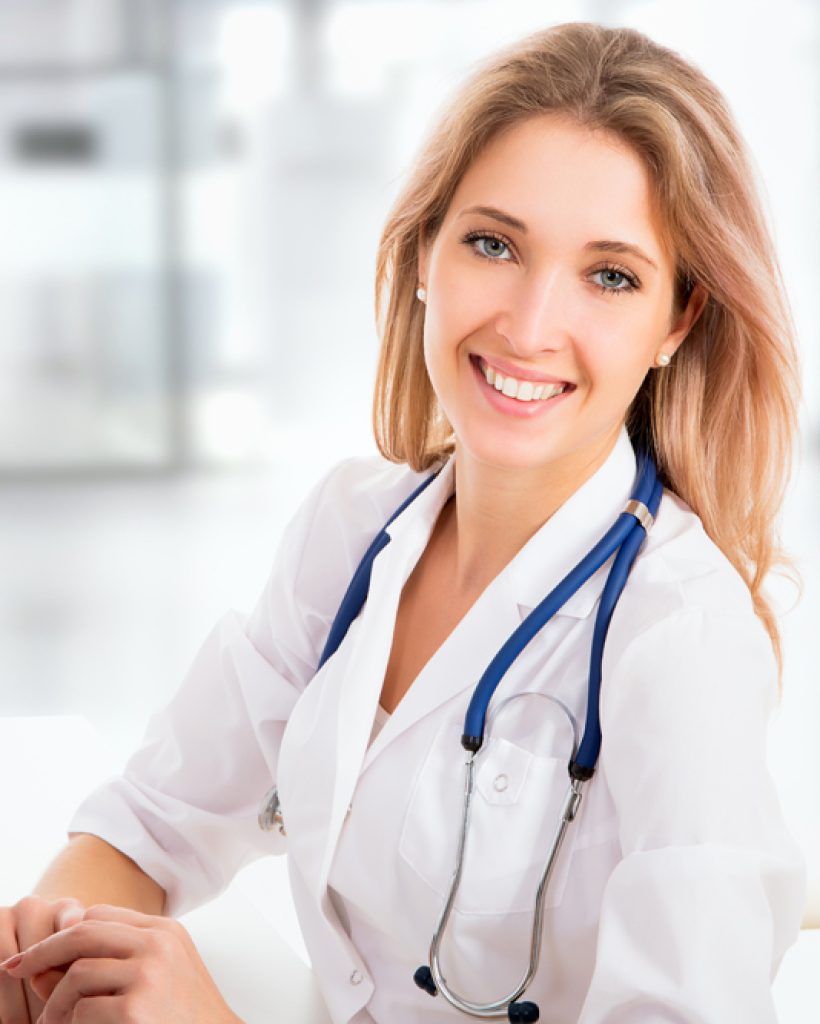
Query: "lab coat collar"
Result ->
[[383, 424, 638, 620], [509, 425, 638, 618], [357, 426, 639, 775]]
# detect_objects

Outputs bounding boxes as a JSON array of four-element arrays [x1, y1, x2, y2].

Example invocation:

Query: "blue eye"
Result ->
[[459, 228, 641, 296], [461, 230, 513, 261], [590, 267, 640, 295]]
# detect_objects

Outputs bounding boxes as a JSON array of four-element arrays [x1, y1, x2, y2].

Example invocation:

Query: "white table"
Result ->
[[0, 716, 331, 1024]]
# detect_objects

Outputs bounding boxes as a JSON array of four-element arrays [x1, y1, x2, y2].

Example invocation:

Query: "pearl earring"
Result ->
[[656, 353, 671, 367], [416, 285, 427, 302]]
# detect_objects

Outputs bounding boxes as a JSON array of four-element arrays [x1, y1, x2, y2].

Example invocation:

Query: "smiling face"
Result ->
[[418, 113, 704, 479]]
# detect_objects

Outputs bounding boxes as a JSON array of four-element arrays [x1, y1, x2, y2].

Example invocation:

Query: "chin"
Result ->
[[459, 433, 565, 473]]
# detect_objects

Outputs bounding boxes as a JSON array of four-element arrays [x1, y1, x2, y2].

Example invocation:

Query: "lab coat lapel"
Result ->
[[316, 459, 460, 889], [361, 424, 639, 769], [506, 424, 639, 619], [359, 568, 521, 771], [318, 425, 639, 886]]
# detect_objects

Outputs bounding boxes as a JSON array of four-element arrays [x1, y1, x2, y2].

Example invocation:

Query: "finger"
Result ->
[[0, 964, 30, 1024], [0, 908, 31, 1024], [81, 904, 189, 948], [81, 904, 169, 929], [2, 921, 140, 979], [39, 958, 131, 1024], [38, 993, 125, 1024], [27, 897, 85, 1009], [52, 900, 85, 932], [8, 898, 79, 1022], [30, 968, 67, 1002]]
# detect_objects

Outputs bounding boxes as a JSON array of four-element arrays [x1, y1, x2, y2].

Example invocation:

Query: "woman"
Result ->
[[0, 21, 807, 1024]]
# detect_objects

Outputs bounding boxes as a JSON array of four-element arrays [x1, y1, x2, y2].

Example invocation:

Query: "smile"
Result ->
[[468, 355, 576, 421], [476, 356, 572, 403]]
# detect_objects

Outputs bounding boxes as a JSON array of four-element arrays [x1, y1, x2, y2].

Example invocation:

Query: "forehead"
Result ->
[[447, 115, 670, 261]]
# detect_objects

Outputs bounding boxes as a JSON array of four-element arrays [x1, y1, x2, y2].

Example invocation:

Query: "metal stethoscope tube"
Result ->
[[427, 695, 584, 1020]]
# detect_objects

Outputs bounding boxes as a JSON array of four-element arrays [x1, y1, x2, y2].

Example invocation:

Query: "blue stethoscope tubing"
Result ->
[[320, 445, 661, 773], [313, 444, 663, 1021], [463, 445, 662, 771]]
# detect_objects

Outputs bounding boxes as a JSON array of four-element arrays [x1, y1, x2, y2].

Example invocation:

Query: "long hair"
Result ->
[[371, 22, 804, 693]]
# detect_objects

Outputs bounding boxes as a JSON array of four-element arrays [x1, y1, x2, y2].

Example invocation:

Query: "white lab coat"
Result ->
[[68, 425, 807, 1023]]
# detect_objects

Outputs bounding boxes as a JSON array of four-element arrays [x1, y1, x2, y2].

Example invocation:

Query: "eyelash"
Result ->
[[459, 229, 641, 296]]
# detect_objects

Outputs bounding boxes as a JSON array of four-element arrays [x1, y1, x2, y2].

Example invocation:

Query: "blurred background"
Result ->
[[0, 0, 818, 1015]]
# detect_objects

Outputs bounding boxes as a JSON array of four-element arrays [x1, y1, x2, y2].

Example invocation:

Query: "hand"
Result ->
[[0, 904, 242, 1024], [0, 896, 85, 1024]]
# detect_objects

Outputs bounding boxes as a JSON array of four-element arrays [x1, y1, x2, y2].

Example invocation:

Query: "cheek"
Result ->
[[598, 355, 653, 411], [585, 340, 650, 400], [422, 300, 468, 379], [425, 256, 490, 348], [421, 322, 451, 406]]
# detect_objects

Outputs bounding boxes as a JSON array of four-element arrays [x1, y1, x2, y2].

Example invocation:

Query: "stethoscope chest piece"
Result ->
[[413, 963, 540, 1021]]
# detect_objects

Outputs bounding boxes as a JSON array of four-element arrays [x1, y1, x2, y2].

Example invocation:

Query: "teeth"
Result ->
[[481, 359, 568, 402]]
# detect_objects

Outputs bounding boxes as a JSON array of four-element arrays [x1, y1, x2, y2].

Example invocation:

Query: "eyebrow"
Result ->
[[457, 204, 659, 271]]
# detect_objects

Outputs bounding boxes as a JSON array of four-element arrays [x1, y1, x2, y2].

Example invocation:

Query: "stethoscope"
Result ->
[[260, 445, 663, 1022]]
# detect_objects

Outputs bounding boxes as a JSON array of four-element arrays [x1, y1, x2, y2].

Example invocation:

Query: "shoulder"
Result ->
[[298, 452, 435, 555], [245, 453, 435, 681], [281, 451, 433, 618], [616, 485, 757, 627], [601, 485, 773, 690]]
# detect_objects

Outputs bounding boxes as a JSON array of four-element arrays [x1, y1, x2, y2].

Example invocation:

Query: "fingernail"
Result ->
[[0, 953, 23, 971]]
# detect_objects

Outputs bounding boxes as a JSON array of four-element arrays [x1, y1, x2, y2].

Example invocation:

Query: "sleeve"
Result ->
[[576, 606, 807, 1024], [66, 457, 357, 918]]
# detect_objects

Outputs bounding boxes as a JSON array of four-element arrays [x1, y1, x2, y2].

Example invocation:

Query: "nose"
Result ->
[[495, 270, 571, 359]]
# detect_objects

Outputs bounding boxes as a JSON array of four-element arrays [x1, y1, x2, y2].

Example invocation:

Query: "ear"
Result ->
[[665, 282, 709, 356]]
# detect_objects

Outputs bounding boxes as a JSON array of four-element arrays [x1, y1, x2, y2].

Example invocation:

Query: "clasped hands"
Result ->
[[0, 902, 241, 1024]]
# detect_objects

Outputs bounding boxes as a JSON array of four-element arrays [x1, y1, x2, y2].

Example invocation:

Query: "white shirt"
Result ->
[[68, 425, 807, 1023]]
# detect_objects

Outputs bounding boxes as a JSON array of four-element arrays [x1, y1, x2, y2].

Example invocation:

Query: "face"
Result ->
[[417, 114, 706, 478]]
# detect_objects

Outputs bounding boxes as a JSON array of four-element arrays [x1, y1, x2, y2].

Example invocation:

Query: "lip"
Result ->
[[469, 354, 575, 419], [472, 353, 573, 386]]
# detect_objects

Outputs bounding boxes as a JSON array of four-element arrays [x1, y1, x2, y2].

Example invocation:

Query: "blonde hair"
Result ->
[[372, 22, 803, 693]]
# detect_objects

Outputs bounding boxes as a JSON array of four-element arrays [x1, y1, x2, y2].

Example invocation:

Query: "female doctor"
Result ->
[[0, 20, 808, 1024]]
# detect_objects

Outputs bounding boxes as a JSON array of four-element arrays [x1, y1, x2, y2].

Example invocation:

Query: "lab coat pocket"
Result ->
[[398, 720, 576, 916]]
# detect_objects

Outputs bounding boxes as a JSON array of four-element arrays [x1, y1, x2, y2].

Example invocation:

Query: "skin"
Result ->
[[0, 834, 167, 1023], [0, 898, 84, 1024], [0, 905, 241, 1024], [417, 113, 708, 597]]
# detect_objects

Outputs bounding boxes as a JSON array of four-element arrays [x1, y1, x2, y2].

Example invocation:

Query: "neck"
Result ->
[[441, 429, 621, 598]]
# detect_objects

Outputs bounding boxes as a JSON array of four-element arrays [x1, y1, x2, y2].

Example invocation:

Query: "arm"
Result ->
[[0, 837, 166, 1023], [61, 455, 376, 918], [577, 606, 807, 1023], [32, 833, 166, 915], [2, 455, 395, 1023]]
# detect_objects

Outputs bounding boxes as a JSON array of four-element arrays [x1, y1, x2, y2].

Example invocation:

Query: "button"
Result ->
[[350, 969, 364, 986], [493, 773, 509, 793]]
